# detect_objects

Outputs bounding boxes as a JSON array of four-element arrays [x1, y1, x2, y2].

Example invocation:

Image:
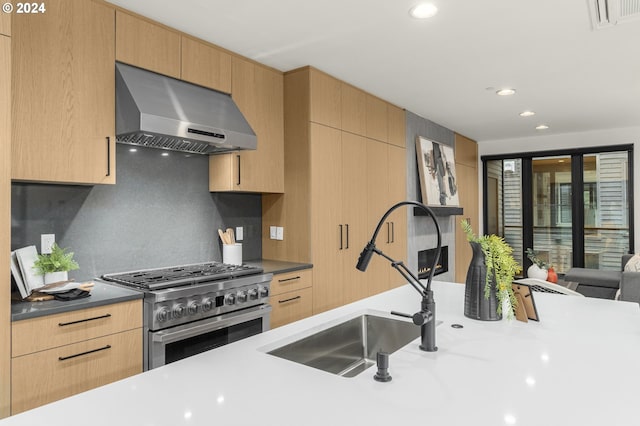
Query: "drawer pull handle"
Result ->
[[58, 345, 111, 361], [278, 276, 301, 283], [58, 313, 112, 327], [278, 296, 301, 304]]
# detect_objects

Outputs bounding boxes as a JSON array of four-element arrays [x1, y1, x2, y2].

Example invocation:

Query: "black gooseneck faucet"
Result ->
[[356, 201, 442, 352]]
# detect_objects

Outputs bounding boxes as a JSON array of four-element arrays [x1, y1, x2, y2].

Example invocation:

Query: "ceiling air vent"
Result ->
[[588, 0, 640, 29]]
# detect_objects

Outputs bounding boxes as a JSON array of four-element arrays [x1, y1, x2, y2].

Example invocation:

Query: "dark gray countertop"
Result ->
[[11, 260, 310, 322], [244, 259, 312, 275], [11, 281, 143, 322]]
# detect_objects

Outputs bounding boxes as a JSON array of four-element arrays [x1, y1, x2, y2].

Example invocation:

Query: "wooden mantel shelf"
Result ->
[[413, 206, 464, 216]]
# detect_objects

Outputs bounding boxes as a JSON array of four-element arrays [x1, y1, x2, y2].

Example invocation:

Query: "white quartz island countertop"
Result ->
[[2, 281, 639, 426]]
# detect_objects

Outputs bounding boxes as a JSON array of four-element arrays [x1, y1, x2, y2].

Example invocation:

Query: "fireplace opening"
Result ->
[[418, 246, 448, 279]]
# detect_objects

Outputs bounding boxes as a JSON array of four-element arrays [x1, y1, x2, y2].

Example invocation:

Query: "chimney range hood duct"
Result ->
[[115, 62, 256, 155]]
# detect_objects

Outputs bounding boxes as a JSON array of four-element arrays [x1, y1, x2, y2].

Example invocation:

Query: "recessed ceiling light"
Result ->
[[496, 88, 516, 96], [519, 111, 535, 117], [409, 3, 438, 19], [536, 124, 549, 130], [129, 148, 137, 152], [161, 152, 170, 156]]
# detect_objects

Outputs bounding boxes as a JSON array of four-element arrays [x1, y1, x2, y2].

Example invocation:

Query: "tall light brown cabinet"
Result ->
[[454, 133, 479, 283], [0, 13, 11, 419], [263, 67, 407, 314]]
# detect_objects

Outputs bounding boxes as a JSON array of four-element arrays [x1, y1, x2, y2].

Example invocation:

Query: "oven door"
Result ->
[[148, 304, 271, 370]]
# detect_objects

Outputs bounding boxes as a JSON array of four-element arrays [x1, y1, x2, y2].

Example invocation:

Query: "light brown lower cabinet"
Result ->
[[11, 329, 141, 414], [11, 300, 143, 414], [269, 269, 313, 329]]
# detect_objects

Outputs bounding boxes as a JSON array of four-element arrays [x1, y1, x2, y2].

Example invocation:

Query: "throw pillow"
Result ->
[[624, 254, 640, 272]]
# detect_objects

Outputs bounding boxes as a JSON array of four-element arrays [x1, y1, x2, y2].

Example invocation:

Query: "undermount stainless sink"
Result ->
[[267, 314, 421, 378]]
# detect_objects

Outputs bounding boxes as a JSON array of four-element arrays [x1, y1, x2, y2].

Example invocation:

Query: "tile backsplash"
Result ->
[[11, 145, 262, 282]]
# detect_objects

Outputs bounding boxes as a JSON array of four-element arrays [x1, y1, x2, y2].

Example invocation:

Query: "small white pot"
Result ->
[[44, 271, 69, 285], [527, 264, 548, 280]]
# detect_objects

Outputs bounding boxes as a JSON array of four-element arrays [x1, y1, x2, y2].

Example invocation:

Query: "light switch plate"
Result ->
[[235, 226, 244, 241], [41, 234, 55, 254], [270, 226, 277, 240], [276, 227, 284, 241]]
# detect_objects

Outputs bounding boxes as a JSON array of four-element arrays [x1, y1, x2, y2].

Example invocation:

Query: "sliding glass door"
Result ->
[[483, 145, 632, 275], [532, 156, 573, 274]]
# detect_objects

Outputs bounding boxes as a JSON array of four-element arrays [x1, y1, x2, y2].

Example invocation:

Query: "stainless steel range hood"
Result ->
[[115, 62, 256, 155]]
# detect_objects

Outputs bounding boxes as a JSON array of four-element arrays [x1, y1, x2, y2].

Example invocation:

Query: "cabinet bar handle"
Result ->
[[391, 221, 395, 243], [386, 222, 390, 244], [236, 155, 241, 186], [58, 345, 111, 361], [278, 296, 301, 304], [58, 313, 111, 327], [278, 276, 301, 283], [339, 224, 343, 250], [106, 136, 111, 177], [345, 224, 349, 249]]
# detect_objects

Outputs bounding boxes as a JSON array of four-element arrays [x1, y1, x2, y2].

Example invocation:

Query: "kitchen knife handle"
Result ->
[[58, 345, 111, 361], [58, 313, 112, 327], [106, 136, 111, 177], [236, 155, 241, 186], [339, 224, 343, 250]]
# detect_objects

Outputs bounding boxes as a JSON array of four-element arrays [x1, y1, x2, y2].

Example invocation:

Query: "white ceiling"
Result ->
[[106, 0, 640, 143]]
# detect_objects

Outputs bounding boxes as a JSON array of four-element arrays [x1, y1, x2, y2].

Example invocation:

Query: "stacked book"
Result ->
[[10, 245, 93, 299]]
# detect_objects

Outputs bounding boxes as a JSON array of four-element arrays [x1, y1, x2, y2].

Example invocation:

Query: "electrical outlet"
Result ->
[[270, 226, 277, 240], [41, 234, 55, 254], [276, 227, 284, 241], [235, 226, 244, 241]]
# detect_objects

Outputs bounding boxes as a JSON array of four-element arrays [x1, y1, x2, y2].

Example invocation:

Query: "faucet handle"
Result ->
[[412, 309, 433, 326], [373, 351, 392, 382]]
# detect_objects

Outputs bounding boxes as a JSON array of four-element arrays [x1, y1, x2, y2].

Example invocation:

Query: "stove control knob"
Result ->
[[237, 291, 248, 304], [156, 307, 169, 323], [201, 298, 213, 312], [187, 301, 198, 315], [248, 288, 259, 300], [172, 304, 185, 319], [259, 286, 269, 298], [225, 293, 236, 305]]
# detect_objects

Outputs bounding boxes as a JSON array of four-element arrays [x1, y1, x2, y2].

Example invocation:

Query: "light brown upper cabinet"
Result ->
[[309, 69, 341, 129], [208, 57, 284, 193], [454, 133, 478, 168], [181, 36, 232, 93], [0, 10, 10, 36], [365, 95, 388, 142], [116, 11, 181, 78], [12, 0, 116, 184], [341, 83, 366, 135], [387, 104, 406, 148]]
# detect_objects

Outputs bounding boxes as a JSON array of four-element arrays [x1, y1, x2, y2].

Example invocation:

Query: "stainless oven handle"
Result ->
[[151, 305, 272, 345]]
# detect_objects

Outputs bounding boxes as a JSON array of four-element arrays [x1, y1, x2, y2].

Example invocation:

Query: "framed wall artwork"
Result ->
[[415, 136, 460, 206]]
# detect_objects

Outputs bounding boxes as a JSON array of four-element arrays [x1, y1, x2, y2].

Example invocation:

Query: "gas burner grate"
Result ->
[[102, 261, 263, 290]]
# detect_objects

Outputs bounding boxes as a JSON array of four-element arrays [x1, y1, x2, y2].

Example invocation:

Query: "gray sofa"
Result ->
[[564, 254, 639, 301], [619, 254, 640, 304]]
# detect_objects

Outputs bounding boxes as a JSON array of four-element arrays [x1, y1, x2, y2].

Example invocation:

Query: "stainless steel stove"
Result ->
[[101, 261, 272, 370]]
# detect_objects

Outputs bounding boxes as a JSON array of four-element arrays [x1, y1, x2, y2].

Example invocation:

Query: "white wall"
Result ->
[[477, 126, 640, 249]]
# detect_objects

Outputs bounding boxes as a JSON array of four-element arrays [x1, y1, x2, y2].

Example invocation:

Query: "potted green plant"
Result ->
[[33, 243, 79, 285], [462, 220, 522, 320], [525, 248, 549, 280]]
